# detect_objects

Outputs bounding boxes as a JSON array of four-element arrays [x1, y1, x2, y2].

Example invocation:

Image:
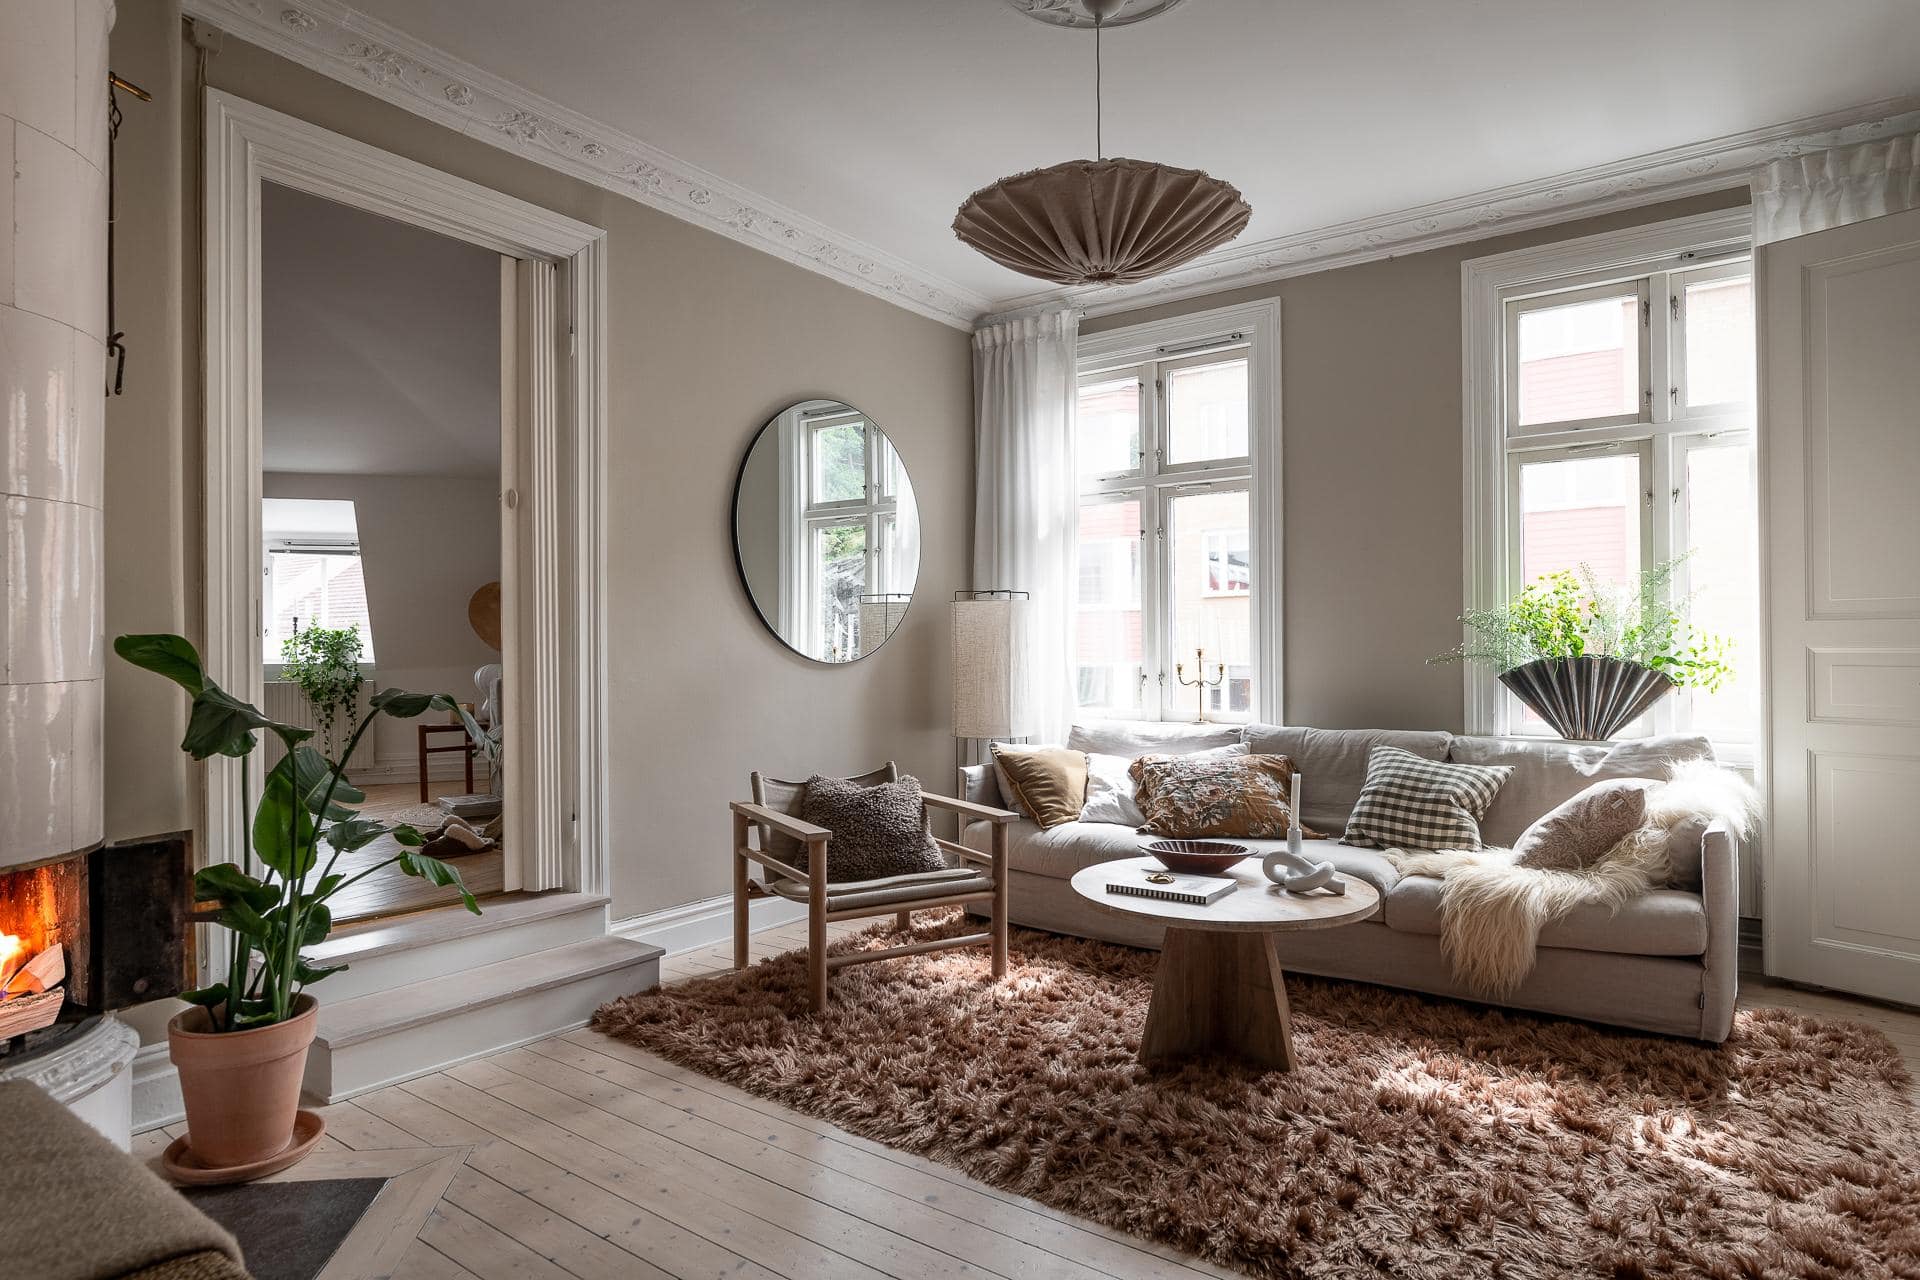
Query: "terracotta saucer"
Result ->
[[161, 1110, 327, 1186]]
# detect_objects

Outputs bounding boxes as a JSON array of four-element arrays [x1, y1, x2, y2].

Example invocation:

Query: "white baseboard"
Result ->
[[611, 892, 806, 956], [132, 1043, 183, 1133]]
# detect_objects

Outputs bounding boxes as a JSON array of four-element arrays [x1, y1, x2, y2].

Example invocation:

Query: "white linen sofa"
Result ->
[[960, 721, 1741, 1042]]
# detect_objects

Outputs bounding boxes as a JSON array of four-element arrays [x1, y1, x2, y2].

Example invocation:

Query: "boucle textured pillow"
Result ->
[[1341, 746, 1511, 850], [797, 773, 944, 883], [1130, 753, 1323, 839], [991, 744, 1088, 829], [1513, 778, 1651, 871]]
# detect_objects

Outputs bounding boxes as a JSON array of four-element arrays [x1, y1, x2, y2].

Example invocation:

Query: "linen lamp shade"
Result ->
[[952, 596, 1033, 739]]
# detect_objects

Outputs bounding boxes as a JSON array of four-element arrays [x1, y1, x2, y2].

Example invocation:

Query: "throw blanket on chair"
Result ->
[[1388, 762, 1760, 998]]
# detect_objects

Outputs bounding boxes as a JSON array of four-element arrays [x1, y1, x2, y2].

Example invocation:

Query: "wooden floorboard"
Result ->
[[149, 914, 1920, 1279]]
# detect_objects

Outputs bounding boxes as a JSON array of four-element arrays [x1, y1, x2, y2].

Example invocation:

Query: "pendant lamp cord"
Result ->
[[1094, 16, 1103, 159]]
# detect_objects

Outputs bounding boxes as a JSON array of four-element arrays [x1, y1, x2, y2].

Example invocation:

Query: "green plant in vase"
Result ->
[[1431, 559, 1734, 740], [115, 632, 493, 1171], [280, 622, 366, 762]]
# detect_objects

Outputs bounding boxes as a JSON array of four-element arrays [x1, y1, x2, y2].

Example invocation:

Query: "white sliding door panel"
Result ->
[[1762, 205, 1920, 1003]]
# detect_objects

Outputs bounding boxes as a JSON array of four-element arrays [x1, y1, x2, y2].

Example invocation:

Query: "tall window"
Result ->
[[1495, 252, 1759, 744], [261, 497, 376, 662], [802, 407, 915, 661], [1074, 346, 1256, 721]]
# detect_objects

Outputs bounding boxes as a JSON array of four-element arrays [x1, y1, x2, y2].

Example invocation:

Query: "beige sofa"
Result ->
[[961, 721, 1740, 1042]]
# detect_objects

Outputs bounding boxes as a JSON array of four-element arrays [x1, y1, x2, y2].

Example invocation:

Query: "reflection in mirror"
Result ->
[[733, 401, 919, 662]]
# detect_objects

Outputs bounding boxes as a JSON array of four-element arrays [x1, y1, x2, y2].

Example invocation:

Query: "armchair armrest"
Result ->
[[923, 792, 1020, 825], [728, 801, 830, 844], [1697, 819, 1740, 1043]]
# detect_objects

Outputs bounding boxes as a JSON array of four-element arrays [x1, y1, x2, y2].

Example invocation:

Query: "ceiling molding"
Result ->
[[988, 94, 1920, 323], [184, 0, 1920, 332], [181, 0, 991, 330]]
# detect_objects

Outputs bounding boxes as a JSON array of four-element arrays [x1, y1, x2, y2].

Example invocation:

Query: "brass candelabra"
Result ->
[[1175, 648, 1225, 723]]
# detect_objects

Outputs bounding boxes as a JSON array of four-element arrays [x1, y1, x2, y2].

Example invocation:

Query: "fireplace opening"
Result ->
[[0, 834, 193, 1066]]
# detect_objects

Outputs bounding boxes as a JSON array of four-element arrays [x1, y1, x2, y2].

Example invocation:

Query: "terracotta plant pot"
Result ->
[[168, 993, 318, 1168]]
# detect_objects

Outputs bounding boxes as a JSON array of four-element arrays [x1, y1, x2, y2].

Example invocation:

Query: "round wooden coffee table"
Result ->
[[1070, 855, 1379, 1072]]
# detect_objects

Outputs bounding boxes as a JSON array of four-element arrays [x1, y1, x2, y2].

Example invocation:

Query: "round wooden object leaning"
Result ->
[[1071, 855, 1379, 1073], [467, 581, 502, 651]]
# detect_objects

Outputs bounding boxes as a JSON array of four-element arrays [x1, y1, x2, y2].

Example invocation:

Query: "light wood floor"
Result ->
[[136, 921, 1920, 1280], [328, 781, 507, 924]]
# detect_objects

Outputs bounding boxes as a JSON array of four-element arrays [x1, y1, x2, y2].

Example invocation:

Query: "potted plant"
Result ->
[[280, 622, 366, 762], [1431, 559, 1734, 740], [116, 633, 486, 1171]]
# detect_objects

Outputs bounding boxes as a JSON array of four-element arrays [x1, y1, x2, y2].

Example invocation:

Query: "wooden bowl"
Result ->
[[1143, 839, 1252, 875]]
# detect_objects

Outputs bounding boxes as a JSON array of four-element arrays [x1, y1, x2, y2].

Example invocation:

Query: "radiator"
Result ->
[[261, 682, 374, 772]]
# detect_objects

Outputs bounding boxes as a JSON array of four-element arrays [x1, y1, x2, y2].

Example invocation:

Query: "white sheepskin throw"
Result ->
[[1388, 761, 1760, 998]]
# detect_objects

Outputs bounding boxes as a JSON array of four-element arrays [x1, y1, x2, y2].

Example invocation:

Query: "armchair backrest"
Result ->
[[750, 761, 899, 861]]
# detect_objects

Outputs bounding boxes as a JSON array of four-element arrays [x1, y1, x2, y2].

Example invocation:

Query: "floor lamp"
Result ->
[[951, 590, 1031, 797]]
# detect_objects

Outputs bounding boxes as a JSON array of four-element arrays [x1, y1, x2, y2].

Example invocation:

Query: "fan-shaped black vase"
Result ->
[[1498, 656, 1676, 741]]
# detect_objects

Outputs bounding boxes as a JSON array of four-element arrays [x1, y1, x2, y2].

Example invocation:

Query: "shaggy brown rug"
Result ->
[[592, 914, 1920, 1279]]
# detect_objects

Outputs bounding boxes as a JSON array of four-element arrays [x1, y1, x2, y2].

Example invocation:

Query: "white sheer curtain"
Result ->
[[1753, 131, 1920, 246], [972, 308, 1079, 745]]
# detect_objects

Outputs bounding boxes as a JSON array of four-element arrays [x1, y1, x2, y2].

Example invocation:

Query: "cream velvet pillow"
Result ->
[[1513, 779, 1650, 871]]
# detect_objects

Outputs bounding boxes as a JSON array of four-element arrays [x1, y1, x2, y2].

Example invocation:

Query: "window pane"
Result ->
[[1517, 452, 1643, 589], [1680, 442, 1760, 741], [266, 552, 375, 660], [1516, 293, 1640, 427], [811, 421, 865, 503], [1077, 375, 1140, 480], [1074, 498, 1142, 716], [1683, 274, 1754, 409], [1168, 489, 1252, 716], [812, 521, 865, 661], [1165, 358, 1248, 464]]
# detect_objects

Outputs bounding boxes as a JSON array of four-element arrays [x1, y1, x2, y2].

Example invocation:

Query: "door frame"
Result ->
[[201, 90, 609, 983]]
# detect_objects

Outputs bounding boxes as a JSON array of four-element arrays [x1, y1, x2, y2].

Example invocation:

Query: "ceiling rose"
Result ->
[[1002, 0, 1188, 29], [957, 0, 1249, 288]]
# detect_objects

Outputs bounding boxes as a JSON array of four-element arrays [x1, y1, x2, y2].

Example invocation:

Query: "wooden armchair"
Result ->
[[729, 762, 1019, 1011]]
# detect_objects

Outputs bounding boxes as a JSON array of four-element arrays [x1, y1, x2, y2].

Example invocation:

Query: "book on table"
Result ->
[[1106, 868, 1238, 906]]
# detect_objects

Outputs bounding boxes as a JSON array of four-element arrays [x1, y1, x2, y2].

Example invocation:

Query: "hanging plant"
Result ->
[[280, 623, 366, 761]]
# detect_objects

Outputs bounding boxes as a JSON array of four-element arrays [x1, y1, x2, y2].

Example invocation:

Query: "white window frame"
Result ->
[[1074, 298, 1282, 724], [1462, 206, 1757, 757], [261, 539, 378, 678], [799, 407, 900, 661]]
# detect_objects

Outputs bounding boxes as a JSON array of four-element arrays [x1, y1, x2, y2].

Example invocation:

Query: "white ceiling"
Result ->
[[337, 0, 1920, 311], [262, 181, 500, 476]]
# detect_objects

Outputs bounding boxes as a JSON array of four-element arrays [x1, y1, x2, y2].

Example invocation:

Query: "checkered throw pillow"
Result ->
[[1340, 746, 1513, 851]]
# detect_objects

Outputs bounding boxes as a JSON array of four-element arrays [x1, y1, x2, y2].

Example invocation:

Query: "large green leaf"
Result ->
[[214, 897, 273, 940], [321, 818, 387, 855], [179, 983, 228, 1009], [252, 758, 317, 879], [193, 863, 282, 913], [184, 684, 308, 761], [295, 956, 346, 985], [397, 850, 482, 915], [114, 634, 207, 695], [293, 744, 364, 818], [369, 689, 456, 720]]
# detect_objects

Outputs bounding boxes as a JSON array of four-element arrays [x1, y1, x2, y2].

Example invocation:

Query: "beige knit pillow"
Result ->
[[1513, 779, 1650, 871]]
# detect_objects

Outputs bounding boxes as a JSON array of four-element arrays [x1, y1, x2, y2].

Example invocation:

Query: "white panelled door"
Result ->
[[1761, 206, 1920, 1002]]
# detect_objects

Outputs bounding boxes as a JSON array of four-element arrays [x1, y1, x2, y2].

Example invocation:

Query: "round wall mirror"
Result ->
[[732, 400, 920, 663]]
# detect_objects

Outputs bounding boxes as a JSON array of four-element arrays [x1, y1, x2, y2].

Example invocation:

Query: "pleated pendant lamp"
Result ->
[[954, 0, 1250, 287]]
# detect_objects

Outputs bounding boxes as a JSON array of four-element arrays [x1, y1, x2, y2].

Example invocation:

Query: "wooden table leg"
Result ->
[[464, 740, 475, 795], [417, 726, 430, 803], [1139, 927, 1295, 1072]]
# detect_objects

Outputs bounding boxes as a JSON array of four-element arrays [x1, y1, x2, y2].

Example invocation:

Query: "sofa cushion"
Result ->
[[991, 743, 1088, 829], [1446, 735, 1714, 847], [1132, 753, 1322, 839], [1240, 725, 1452, 834], [1341, 747, 1512, 851], [962, 818, 1400, 897], [1068, 720, 1243, 757], [1514, 778, 1650, 871], [1383, 876, 1707, 957], [1081, 744, 1247, 826]]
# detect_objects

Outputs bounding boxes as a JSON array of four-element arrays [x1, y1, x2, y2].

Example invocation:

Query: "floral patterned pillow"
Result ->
[[1129, 753, 1323, 840]]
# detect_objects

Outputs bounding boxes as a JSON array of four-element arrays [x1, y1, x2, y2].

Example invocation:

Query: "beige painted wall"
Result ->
[[263, 472, 501, 776], [1082, 189, 1752, 733], [105, 17, 973, 921]]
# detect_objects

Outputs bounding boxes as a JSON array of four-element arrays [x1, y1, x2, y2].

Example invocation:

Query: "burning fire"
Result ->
[[0, 932, 20, 991]]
